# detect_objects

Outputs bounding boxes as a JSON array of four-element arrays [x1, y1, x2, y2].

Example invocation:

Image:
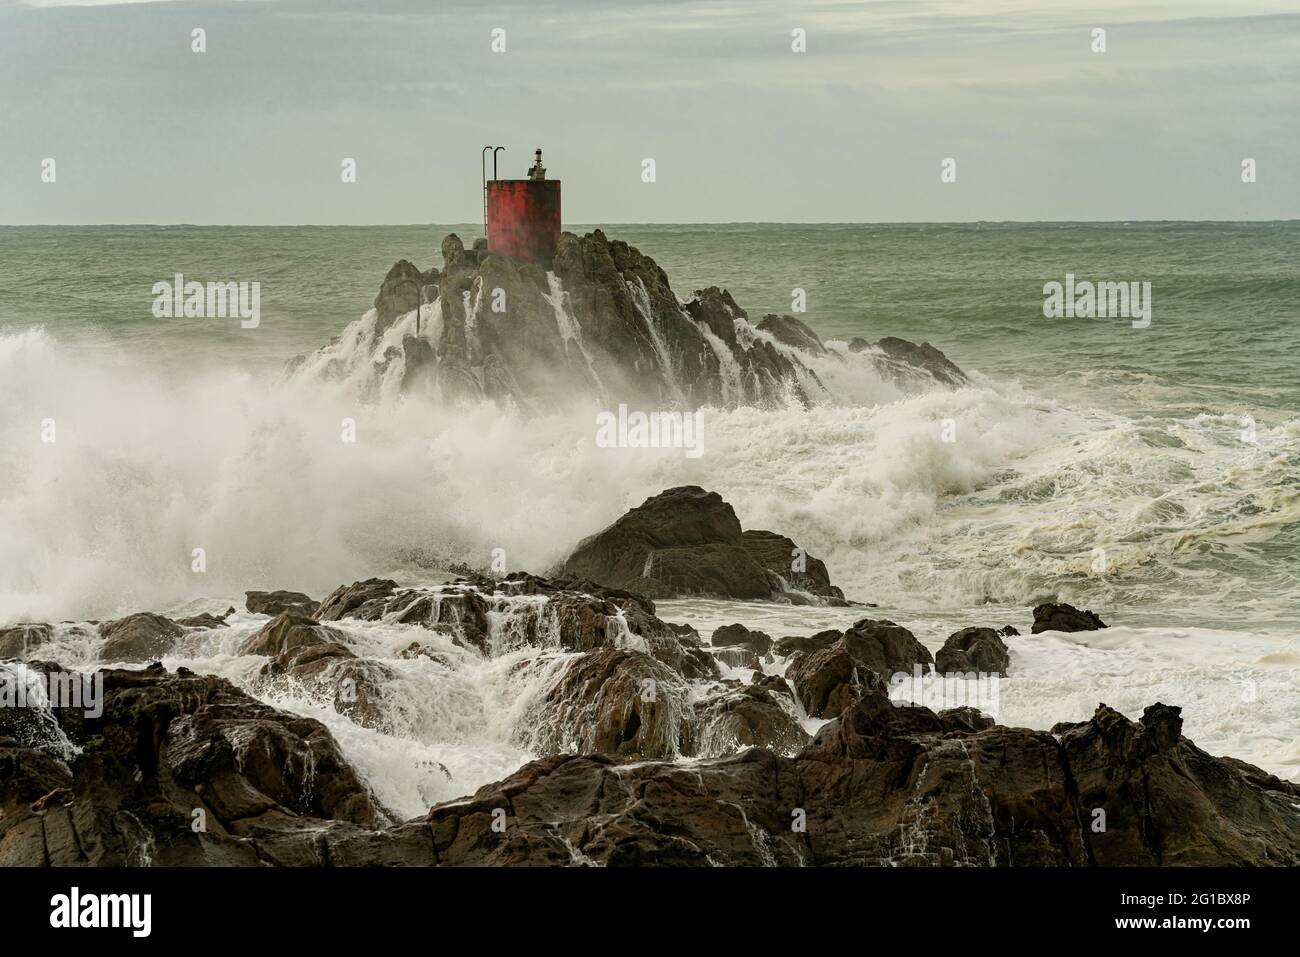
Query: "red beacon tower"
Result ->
[[484, 148, 562, 264]]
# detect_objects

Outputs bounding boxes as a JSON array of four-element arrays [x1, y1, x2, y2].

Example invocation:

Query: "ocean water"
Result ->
[[1, 222, 1297, 804]]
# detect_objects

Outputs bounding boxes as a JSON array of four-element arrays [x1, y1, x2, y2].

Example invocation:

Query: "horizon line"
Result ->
[[3, 219, 1298, 228]]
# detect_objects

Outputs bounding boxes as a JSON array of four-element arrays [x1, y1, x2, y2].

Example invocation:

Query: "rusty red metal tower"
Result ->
[[483, 147, 562, 264]]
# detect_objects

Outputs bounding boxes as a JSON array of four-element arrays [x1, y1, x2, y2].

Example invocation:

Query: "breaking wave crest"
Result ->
[[3, 303, 1298, 638]]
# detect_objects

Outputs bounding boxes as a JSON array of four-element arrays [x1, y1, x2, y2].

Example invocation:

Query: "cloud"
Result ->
[[1, 0, 1296, 222]]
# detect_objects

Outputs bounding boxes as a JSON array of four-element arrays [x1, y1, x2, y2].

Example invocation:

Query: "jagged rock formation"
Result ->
[[785, 618, 934, 717], [557, 485, 849, 604], [3, 595, 1297, 866], [848, 335, 969, 389], [290, 229, 969, 410], [424, 694, 1300, 866], [0, 664, 400, 866]]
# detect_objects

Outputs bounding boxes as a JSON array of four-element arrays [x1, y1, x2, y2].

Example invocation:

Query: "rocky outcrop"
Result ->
[[934, 627, 1011, 676], [558, 486, 767, 599], [238, 611, 346, 657], [291, 229, 970, 412], [423, 693, 1300, 866], [694, 677, 809, 757], [0, 665, 399, 866], [439, 696, 1300, 868], [0, 623, 53, 659], [235, 611, 396, 730], [774, 629, 842, 658], [740, 529, 847, 603], [787, 643, 866, 718], [757, 314, 827, 355], [176, 610, 233, 629], [1032, 603, 1108, 634], [315, 578, 401, 622], [97, 613, 183, 663], [245, 590, 319, 617], [871, 337, 969, 388], [520, 648, 693, 760], [840, 618, 934, 679], [711, 623, 773, 657], [785, 618, 933, 718], [558, 486, 847, 604], [3, 655, 1296, 866]]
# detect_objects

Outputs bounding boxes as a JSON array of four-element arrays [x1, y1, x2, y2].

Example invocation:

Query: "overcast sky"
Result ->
[[2, 0, 1297, 224]]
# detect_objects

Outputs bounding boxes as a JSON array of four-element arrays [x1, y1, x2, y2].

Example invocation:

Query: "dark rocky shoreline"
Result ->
[[2, 484, 1297, 866], [3, 658, 1297, 866]]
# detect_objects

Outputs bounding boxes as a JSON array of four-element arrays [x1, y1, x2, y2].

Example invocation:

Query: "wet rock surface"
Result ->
[[1032, 602, 1108, 634], [2, 583, 1296, 867], [934, 627, 1011, 676], [245, 590, 319, 617], [710, 623, 774, 657], [558, 485, 849, 603], [694, 677, 809, 758], [520, 648, 694, 760], [422, 693, 1300, 866], [293, 229, 969, 413], [1, 554, 1291, 870], [0, 624, 53, 659], [0, 665, 396, 866], [97, 613, 183, 663]]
